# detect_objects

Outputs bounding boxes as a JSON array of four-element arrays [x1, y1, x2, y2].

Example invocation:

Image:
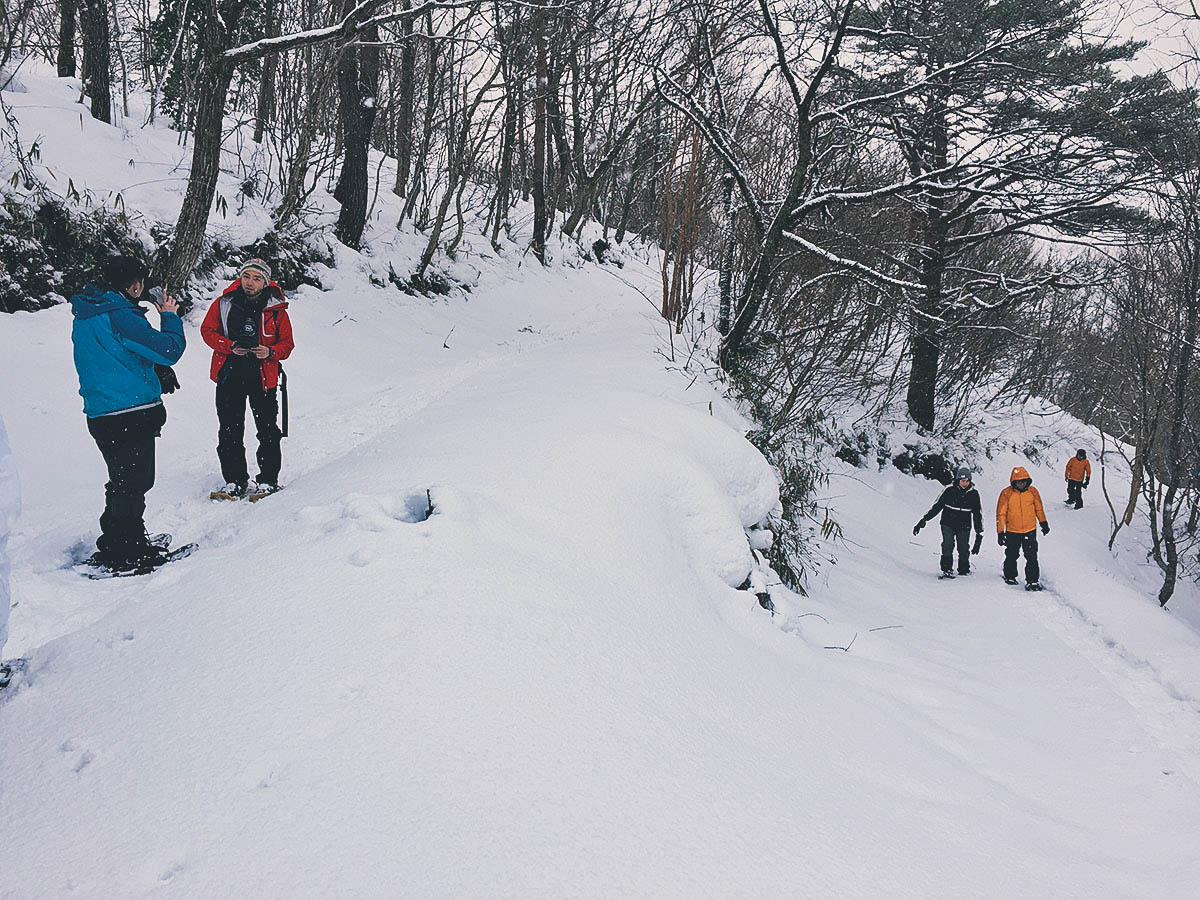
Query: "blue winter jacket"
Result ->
[[70, 285, 186, 417]]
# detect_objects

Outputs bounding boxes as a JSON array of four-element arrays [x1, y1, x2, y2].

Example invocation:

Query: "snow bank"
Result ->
[[3, 66, 273, 246]]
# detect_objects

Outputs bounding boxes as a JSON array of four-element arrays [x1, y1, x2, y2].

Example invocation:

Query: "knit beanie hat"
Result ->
[[238, 258, 272, 282], [955, 466, 972, 481], [102, 255, 149, 291]]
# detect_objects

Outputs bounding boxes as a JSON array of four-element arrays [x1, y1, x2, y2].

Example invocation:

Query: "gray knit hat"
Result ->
[[956, 466, 972, 481], [238, 258, 272, 282]]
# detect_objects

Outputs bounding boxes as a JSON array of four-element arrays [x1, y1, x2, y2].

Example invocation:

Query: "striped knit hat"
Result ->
[[238, 258, 272, 282]]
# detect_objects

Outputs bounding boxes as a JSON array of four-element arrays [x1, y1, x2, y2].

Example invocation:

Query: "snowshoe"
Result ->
[[80, 543, 197, 579], [247, 482, 281, 503], [1025, 582, 1044, 592], [1003, 577, 1019, 585], [210, 482, 247, 501], [147, 532, 171, 550]]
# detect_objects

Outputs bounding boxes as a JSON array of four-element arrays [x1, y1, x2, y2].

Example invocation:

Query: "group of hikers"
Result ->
[[69, 255, 295, 574], [913, 450, 1092, 591]]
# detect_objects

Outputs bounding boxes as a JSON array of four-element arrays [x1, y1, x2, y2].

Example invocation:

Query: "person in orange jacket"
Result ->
[[1064, 449, 1091, 509], [996, 466, 1049, 590]]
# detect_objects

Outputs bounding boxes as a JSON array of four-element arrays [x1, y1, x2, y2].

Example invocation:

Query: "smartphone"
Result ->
[[147, 286, 165, 306]]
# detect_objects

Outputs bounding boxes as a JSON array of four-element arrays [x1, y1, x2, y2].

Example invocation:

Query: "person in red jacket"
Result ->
[[996, 465, 1049, 590], [1064, 449, 1091, 509], [200, 259, 294, 497]]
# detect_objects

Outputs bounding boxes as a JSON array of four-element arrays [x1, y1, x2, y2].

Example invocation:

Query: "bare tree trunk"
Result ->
[[253, 0, 279, 144], [559, 94, 656, 238], [488, 4, 519, 249], [418, 60, 502, 277], [401, 12, 438, 224], [165, 58, 237, 288], [275, 56, 339, 227], [334, 0, 380, 250], [717, 174, 735, 335], [544, 51, 575, 221], [906, 312, 941, 431], [490, 86, 518, 248], [531, 2, 549, 265], [110, 1, 128, 117], [903, 86, 951, 432], [79, 0, 111, 123], [1156, 226, 1200, 607], [391, 1, 415, 198], [719, 115, 815, 370], [1159, 483, 1181, 606], [660, 149, 675, 320], [57, 0, 77, 77]]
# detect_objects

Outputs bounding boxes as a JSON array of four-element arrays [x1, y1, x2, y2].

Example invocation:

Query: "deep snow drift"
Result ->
[[3, 66, 1200, 897]]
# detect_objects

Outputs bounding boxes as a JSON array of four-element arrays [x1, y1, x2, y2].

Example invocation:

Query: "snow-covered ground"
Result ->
[[3, 66, 1200, 897]]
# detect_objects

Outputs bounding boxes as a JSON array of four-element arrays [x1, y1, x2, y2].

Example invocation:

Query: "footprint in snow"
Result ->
[[59, 739, 95, 775]]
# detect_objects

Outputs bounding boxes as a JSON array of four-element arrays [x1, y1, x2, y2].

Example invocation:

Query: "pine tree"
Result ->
[[847, 0, 1175, 429]]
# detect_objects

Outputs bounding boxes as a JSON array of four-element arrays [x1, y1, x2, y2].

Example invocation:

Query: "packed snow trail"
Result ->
[[835, 456, 1200, 780], [3, 260, 1200, 895]]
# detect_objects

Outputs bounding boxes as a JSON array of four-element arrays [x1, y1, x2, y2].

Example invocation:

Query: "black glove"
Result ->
[[155, 365, 180, 394], [913, 520, 925, 536], [1083, 480, 1089, 489], [1040, 521, 1050, 535], [972, 532, 983, 555], [998, 533, 1006, 547]]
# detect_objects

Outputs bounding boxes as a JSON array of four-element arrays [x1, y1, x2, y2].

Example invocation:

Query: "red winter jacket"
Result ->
[[201, 280, 294, 390]]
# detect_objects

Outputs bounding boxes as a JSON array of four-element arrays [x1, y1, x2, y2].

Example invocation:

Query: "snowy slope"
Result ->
[[0, 413, 17, 658], [3, 67, 1200, 897]]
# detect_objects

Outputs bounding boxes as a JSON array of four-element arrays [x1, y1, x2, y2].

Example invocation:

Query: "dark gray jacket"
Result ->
[[921, 485, 983, 533]]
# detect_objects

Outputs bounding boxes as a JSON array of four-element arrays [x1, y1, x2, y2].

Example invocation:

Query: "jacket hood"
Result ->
[[1010, 466, 1032, 484], [221, 278, 288, 310], [70, 284, 133, 320]]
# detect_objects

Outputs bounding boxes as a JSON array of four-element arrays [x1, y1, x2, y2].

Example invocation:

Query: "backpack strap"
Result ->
[[278, 365, 288, 438]]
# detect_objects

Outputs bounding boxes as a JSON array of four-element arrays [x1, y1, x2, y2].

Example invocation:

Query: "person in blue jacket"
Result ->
[[71, 256, 185, 569]]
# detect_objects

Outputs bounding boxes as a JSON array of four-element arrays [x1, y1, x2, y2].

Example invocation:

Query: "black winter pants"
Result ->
[[1066, 479, 1084, 509], [940, 522, 972, 574], [1004, 530, 1040, 584], [216, 364, 281, 486], [87, 405, 166, 555]]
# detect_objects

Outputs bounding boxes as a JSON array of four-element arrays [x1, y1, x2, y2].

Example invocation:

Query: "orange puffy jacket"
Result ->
[[1065, 457, 1091, 482], [996, 466, 1046, 534]]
